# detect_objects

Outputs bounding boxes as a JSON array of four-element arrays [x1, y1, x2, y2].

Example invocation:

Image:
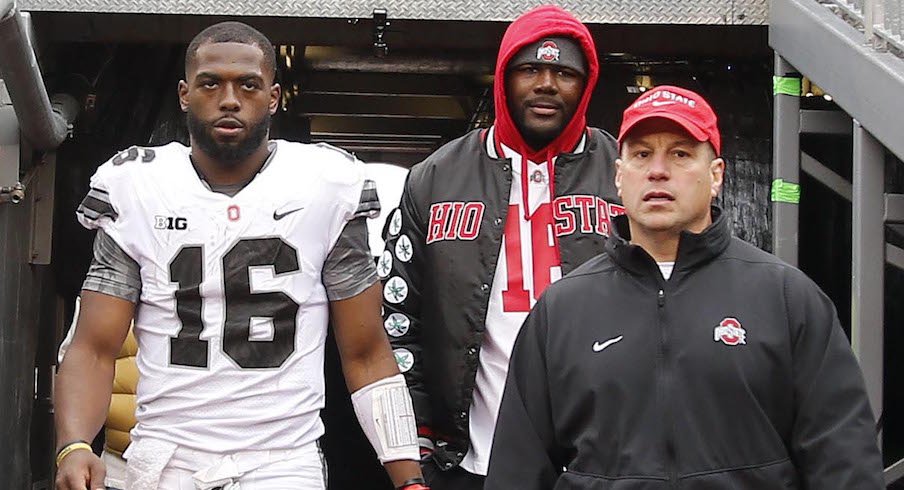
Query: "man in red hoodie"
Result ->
[[380, 6, 621, 489]]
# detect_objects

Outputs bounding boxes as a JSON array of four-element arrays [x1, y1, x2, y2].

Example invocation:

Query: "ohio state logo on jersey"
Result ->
[[536, 40, 560, 62], [714, 317, 747, 346]]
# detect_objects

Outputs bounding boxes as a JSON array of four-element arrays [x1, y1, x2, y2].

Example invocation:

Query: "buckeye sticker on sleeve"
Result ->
[[377, 250, 393, 278], [388, 209, 403, 236], [384, 313, 411, 337], [395, 235, 413, 262], [393, 348, 415, 373], [383, 277, 409, 304]]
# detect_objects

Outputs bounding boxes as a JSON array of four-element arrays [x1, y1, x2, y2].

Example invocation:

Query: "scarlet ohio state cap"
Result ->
[[617, 85, 721, 155]]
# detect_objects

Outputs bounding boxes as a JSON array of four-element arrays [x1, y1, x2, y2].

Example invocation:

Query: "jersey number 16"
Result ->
[[168, 237, 300, 369]]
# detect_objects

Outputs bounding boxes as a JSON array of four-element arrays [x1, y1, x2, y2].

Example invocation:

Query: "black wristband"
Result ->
[[396, 477, 427, 489]]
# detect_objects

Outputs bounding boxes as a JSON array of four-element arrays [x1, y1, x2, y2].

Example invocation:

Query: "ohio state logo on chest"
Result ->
[[425, 195, 625, 244]]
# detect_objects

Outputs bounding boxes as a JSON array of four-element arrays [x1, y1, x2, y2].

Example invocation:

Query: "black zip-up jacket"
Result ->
[[485, 208, 884, 489], [380, 127, 620, 470]]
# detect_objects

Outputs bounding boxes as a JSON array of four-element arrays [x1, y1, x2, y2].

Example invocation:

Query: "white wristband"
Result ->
[[351, 374, 420, 463]]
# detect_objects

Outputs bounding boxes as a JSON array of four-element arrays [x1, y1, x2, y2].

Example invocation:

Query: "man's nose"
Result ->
[[534, 68, 558, 93], [219, 84, 240, 111], [647, 154, 670, 179]]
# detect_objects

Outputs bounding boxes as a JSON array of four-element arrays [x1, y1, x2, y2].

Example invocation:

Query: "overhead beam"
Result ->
[[302, 71, 480, 97], [884, 193, 904, 224], [297, 93, 467, 119], [305, 52, 493, 75], [31, 12, 768, 57], [800, 151, 852, 202], [324, 144, 438, 154], [888, 243, 904, 273], [799, 109, 852, 135], [309, 115, 466, 136], [312, 134, 441, 147], [310, 132, 442, 142]]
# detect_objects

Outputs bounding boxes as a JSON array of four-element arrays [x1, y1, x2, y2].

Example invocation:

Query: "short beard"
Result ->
[[187, 112, 271, 167], [516, 120, 559, 151], [508, 102, 574, 152]]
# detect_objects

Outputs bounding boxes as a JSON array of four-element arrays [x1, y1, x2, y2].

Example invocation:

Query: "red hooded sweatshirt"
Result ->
[[493, 5, 599, 222]]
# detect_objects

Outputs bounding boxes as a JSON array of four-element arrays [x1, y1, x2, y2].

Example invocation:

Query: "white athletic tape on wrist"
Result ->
[[351, 373, 419, 463]]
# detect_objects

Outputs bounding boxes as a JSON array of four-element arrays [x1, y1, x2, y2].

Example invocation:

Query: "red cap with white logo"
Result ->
[[617, 85, 721, 155]]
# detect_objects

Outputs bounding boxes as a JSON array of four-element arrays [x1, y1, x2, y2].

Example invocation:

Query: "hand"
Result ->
[[55, 450, 106, 490]]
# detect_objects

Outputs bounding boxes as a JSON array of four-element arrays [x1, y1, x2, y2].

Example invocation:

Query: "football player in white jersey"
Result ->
[[54, 22, 427, 490]]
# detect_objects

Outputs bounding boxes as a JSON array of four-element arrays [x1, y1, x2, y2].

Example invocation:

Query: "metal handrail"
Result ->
[[823, 0, 904, 55]]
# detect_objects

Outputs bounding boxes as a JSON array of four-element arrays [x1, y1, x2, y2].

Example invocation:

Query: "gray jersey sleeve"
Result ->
[[322, 179, 381, 301], [323, 217, 379, 301], [82, 229, 142, 302]]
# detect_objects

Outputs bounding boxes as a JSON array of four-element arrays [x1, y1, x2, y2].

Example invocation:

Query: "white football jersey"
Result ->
[[77, 140, 368, 453]]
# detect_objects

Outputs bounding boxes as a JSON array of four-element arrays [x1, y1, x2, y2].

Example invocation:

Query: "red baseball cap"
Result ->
[[617, 85, 721, 155]]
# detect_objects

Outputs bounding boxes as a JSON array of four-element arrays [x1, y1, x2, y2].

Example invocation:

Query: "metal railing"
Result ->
[[773, 1, 904, 485], [823, 0, 904, 55]]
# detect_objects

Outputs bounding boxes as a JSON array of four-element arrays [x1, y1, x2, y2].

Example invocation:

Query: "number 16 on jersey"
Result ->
[[168, 237, 301, 369]]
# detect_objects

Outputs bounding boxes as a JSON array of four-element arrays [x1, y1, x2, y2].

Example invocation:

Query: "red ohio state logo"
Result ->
[[713, 317, 746, 346], [536, 41, 560, 62]]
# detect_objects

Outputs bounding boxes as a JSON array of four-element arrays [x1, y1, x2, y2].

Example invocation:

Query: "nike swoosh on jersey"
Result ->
[[592, 335, 624, 352], [273, 206, 305, 220], [651, 100, 677, 107]]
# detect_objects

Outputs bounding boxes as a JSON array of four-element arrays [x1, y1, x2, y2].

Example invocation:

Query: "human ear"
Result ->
[[178, 80, 189, 112], [710, 157, 725, 197], [269, 83, 281, 115]]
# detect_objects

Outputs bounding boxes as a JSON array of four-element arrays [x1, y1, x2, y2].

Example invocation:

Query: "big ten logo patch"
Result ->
[[553, 195, 625, 238], [154, 216, 188, 230], [425, 202, 486, 244]]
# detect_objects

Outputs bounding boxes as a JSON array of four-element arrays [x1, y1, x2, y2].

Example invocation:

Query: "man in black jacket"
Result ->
[[380, 5, 621, 489], [485, 85, 885, 489]]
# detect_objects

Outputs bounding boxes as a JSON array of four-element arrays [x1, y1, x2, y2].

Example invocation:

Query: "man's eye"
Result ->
[[243, 81, 260, 90], [674, 150, 690, 158], [201, 81, 217, 89]]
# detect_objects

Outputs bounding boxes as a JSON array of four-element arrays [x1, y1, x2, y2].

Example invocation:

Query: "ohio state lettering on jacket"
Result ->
[[424, 196, 623, 244], [485, 209, 885, 489], [379, 127, 621, 466]]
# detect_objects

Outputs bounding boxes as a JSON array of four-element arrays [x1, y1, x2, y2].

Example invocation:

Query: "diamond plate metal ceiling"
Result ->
[[19, 0, 767, 25]]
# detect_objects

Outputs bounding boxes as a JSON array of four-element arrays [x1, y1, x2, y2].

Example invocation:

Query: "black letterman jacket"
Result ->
[[380, 127, 620, 470]]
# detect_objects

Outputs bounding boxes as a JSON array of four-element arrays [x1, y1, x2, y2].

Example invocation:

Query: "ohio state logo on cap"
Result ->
[[536, 40, 560, 62], [713, 317, 746, 346], [617, 85, 722, 156]]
